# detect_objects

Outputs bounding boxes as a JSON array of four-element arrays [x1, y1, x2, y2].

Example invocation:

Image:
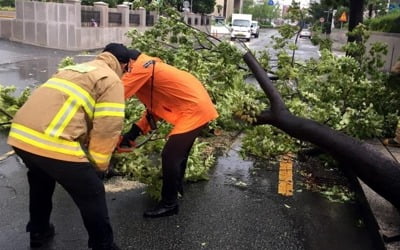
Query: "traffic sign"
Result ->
[[319, 17, 325, 23], [339, 12, 347, 22], [268, 0, 274, 5]]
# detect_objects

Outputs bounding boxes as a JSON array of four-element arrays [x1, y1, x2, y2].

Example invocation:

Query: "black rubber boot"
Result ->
[[28, 223, 55, 248]]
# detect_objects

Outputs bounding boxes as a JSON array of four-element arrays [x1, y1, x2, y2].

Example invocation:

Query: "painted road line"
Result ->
[[278, 153, 293, 196]]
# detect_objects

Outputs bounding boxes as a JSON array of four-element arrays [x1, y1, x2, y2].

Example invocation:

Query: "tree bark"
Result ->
[[243, 51, 400, 209], [348, 0, 364, 42]]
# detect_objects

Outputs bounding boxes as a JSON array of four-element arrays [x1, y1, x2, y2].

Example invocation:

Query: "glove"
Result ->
[[104, 157, 123, 178], [116, 124, 142, 153]]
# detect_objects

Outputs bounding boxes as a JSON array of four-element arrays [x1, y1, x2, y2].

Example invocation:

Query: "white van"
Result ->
[[230, 14, 253, 42]]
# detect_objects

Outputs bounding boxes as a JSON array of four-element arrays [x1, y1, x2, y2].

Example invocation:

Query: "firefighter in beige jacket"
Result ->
[[7, 43, 129, 250]]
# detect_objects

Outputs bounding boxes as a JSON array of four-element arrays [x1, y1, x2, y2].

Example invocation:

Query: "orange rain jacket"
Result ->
[[122, 53, 218, 135], [8, 52, 125, 171]]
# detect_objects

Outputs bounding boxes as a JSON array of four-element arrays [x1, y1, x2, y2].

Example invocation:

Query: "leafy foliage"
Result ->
[[241, 23, 399, 160], [58, 56, 75, 68], [192, 0, 216, 14], [119, 8, 263, 199], [0, 86, 31, 131], [242, 0, 280, 25], [1, 7, 398, 202], [364, 9, 400, 33]]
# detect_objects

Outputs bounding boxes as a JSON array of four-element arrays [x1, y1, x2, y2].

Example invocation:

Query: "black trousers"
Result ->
[[160, 124, 206, 204], [13, 148, 114, 250]]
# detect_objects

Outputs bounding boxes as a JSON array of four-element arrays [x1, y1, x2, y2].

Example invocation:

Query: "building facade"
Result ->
[[212, 0, 243, 21]]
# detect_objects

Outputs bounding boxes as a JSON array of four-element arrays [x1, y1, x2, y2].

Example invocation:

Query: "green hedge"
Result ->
[[365, 10, 400, 33]]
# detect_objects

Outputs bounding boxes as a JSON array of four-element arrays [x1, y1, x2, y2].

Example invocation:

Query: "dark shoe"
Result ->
[[90, 242, 121, 250], [383, 138, 400, 147], [143, 202, 179, 218], [29, 223, 55, 248]]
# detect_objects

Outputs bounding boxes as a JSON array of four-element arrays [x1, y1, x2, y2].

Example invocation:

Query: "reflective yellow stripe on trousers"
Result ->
[[9, 123, 85, 157]]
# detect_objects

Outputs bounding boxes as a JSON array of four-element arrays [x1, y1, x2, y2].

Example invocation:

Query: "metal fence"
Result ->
[[129, 13, 140, 26], [146, 14, 154, 26], [108, 12, 122, 27], [81, 10, 100, 27]]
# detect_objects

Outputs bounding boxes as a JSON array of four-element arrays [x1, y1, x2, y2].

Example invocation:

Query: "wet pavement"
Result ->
[[0, 137, 377, 250], [0, 39, 392, 250]]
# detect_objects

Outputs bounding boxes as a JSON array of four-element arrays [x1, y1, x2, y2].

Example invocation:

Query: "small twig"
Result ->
[[292, 10, 304, 67], [0, 121, 11, 126], [178, 19, 222, 46], [0, 150, 15, 161], [0, 108, 13, 119]]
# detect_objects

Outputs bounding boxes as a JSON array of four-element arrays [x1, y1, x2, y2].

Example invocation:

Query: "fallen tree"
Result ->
[[243, 50, 400, 209]]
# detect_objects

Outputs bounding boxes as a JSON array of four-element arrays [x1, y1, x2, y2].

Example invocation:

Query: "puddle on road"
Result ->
[[215, 135, 277, 192], [0, 59, 53, 91], [0, 55, 96, 93]]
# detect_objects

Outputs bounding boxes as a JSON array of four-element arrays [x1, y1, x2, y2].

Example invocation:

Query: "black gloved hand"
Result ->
[[120, 123, 142, 147]]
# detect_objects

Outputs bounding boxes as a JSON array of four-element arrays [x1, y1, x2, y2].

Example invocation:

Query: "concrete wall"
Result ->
[[330, 29, 399, 72], [1, 0, 211, 51], [11, 0, 83, 50], [0, 11, 15, 18], [0, 19, 12, 39], [367, 32, 400, 72]]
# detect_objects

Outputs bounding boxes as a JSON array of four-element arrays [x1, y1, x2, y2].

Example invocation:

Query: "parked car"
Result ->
[[299, 28, 312, 38], [251, 21, 260, 38]]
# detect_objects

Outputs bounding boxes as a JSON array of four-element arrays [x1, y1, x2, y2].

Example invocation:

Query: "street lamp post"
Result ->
[[323, 9, 333, 36]]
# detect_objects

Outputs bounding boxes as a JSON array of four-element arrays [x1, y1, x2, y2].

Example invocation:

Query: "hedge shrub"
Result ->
[[365, 10, 400, 33]]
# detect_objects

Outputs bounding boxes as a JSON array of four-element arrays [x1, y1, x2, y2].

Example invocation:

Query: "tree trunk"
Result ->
[[347, 0, 364, 42], [243, 51, 400, 209], [368, 4, 373, 19], [348, 0, 364, 42]]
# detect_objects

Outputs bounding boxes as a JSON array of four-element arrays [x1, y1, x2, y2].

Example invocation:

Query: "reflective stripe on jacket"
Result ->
[[8, 52, 125, 170], [122, 53, 218, 135]]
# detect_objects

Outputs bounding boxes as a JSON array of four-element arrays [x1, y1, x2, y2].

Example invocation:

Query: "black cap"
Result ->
[[128, 49, 141, 60], [103, 43, 130, 63]]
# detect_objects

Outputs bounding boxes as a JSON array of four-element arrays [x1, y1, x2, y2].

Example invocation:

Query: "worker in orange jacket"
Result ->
[[119, 49, 219, 218], [7, 43, 130, 250]]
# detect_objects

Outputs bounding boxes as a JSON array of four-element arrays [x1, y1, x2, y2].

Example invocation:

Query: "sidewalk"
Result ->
[[357, 139, 400, 250]]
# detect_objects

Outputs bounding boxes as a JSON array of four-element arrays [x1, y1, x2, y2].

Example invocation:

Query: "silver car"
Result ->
[[251, 21, 260, 38]]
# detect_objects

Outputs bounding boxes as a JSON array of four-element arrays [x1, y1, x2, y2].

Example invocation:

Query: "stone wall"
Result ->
[[367, 32, 400, 72], [329, 29, 399, 72], [0, 0, 211, 51]]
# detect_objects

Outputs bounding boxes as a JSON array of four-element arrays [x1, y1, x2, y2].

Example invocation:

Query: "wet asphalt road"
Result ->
[[0, 38, 378, 250]]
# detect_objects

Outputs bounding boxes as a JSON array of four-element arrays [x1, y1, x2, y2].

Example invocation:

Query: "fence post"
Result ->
[[138, 7, 146, 28], [94, 1, 108, 27], [65, 0, 81, 28], [117, 4, 129, 27]]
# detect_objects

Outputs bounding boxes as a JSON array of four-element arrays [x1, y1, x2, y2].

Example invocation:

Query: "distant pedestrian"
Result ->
[[383, 60, 400, 147], [91, 18, 98, 27], [7, 43, 131, 249]]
